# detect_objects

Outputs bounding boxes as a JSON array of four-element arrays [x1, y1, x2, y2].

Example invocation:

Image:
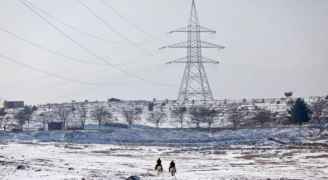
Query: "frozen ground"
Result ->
[[0, 127, 327, 180]]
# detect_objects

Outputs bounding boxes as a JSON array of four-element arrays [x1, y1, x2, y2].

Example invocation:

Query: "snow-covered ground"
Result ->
[[0, 127, 327, 180], [0, 142, 328, 180]]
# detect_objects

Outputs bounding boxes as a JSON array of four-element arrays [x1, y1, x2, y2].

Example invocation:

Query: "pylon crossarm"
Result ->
[[169, 25, 216, 34], [159, 41, 188, 49], [160, 42, 224, 49], [166, 56, 219, 64], [167, 61, 218, 64], [201, 57, 220, 64], [160, 41, 224, 49], [166, 57, 188, 64], [200, 41, 225, 49]]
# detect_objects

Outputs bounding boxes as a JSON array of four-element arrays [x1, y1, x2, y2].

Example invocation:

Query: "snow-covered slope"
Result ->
[[1, 126, 325, 146]]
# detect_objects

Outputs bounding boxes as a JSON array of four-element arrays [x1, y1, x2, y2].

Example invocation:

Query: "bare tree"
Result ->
[[29, 106, 38, 128], [189, 106, 220, 129], [311, 98, 328, 134], [122, 107, 143, 127], [148, 105, 167, 128], [75, 103, 88, 129], [53, 105, 72, 130], [2, 117, 11, 132], [148, 111, 166, 128], [39, 113, 47, 131], [252, 108, 273, 128], [205, 108, 221, 129], [171, 106, 187, 128], [38, 111, 58, 131], [284, 92, 294, 108], [226, 104, 243, 130], [92, 105, 112, 128], [189, 106, 203, 128], [148, 102, 154, 112], [15, 106, 35, 131], [0, 108, 8, 131]]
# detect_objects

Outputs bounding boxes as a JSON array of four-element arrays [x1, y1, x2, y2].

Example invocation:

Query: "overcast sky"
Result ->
[[0, 0, 327, 104]]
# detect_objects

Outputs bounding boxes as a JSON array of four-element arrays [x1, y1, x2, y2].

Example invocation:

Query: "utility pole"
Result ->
[[161, 0, 224, 106]]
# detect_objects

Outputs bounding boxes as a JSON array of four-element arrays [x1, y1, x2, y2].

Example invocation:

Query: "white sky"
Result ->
[[0, 0, 327, 104]]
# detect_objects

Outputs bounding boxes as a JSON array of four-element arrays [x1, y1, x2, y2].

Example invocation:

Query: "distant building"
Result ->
[[4, 101, 24, 109]]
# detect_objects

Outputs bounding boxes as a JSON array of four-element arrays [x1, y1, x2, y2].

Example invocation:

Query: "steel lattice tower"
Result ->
[[161, 0, 224, 105]]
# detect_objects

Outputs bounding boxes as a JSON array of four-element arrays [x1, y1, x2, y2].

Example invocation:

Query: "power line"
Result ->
[[0, 26, 105, 66], [0, 52, 175, 88], [0, 26, 168, 73], [26, 0, 166, 63], [17, 0, 172, 87], [24, 0, 118, 45], [17, 0, 175, 87], [0, 52, 111, 86], [99, 0, 169, 44], [17, 0, 110, 65], [75, 0, 156, 57]]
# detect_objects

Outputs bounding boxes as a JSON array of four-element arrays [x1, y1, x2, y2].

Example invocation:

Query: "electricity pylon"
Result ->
[[161, 0, 224, 106]]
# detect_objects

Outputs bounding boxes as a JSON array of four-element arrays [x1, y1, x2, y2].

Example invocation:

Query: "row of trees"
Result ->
[[167, 96, 328, 130], [46, 96, 328, 131], [0, 103, 145, 131], [149, 101, 223, 129], [1, 95, 327, 132], [0, 106, 37, 131], [170, 105, 222, 129], [46, 104, 144, 130]]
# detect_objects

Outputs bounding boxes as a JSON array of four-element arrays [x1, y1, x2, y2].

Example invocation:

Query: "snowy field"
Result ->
[[1, 143, 328, 180], [0, 127, 328, 180]]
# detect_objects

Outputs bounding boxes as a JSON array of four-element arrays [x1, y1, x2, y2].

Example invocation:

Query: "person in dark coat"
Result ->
[[169, 160, 176, 176], [154, 158, 163, 173]]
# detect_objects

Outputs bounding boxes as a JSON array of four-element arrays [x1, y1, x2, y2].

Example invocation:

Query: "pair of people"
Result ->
[[155, 158, 176, 176]]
